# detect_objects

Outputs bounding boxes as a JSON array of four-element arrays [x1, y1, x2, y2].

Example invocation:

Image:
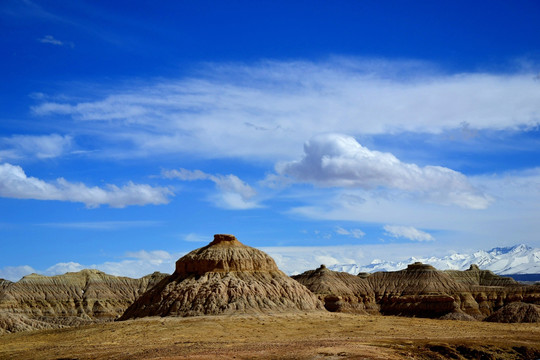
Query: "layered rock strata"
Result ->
[[484, 302, 540, 323], [292, 265, 378, 314], [0, 270, 167, 333], [445, 264, 519, 286], [120, 234, 323, 319], [294, 262, 540, 321], [366, 262, 479, 318]]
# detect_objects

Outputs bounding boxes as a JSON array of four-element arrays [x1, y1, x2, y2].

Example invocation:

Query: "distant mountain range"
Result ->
[[330, 244, 540, 276]]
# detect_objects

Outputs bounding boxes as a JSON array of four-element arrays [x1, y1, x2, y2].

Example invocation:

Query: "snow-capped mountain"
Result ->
[[329, 244, 540, 275]]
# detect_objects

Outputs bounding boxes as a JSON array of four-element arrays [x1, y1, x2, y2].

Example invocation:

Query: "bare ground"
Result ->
[[1, 312, 539, 359]]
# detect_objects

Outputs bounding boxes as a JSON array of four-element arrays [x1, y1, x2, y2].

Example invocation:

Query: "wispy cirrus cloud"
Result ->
[[38, 35, 74, 48], [183, 233, 212, 243], [335, 226, 365, 238], [30, 59, 540, 161], [37, 220, 163, 230], [38, 35, 63, 46], [276, 133, 493, 209], [0, 163, 172, 208], [0, 134, 73, 160], [163, 168, 259, 209], [383, 225, 435, 242]]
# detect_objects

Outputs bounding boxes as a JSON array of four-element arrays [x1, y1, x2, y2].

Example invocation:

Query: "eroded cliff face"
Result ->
[[294, 262, 540, 321], [366, 263, 479, 318], [0, 279, 11, 290], [3, 252, 540, 334], [467, 283, 540, 317], [292, 265, 379, 314], [120, 235, 324, 320], [484, 302, 540, 323], [0, 270, 167, 333], [445, 264, 519, 286]]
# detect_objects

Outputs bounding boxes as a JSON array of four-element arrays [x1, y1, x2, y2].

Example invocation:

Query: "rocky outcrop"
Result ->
[[366, 262, 480, 318], [445, 264, 519, 286], [468, 283, 540, 317], [4, 247, 540, 333], [120, 234, 324, 319], [0, 279, 12, 290], [484, 302, 540, 323], [368, 263, 540, 319], [292, 265, 378, 314], [0, 270, 167, 333], [294, 262, 540, 321], [0, 311, 63, 335]]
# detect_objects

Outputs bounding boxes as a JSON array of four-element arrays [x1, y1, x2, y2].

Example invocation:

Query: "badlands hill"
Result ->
[[295, 261, 540, 320], [291, 264, 378, 314], [2, 235, 540, 336], [445, 264, 519, 286], [120, 234, 323, 319], [0, 269, 167, 334], [485, 302, 540, 323]]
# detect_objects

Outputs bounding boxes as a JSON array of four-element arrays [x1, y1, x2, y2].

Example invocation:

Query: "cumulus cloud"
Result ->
[[286, 168, 540, 250], [277, 134, 493, 209], [30, 59, 540, 160], [0, 163, 172, 208], [0, 134, 73, 160], [163, 168, 259, 209], [383, 225, 435, 242], [44, 262, 85, 275]]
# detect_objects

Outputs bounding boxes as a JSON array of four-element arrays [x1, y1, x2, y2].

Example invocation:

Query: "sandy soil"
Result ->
[[1, 312, 539, 359]]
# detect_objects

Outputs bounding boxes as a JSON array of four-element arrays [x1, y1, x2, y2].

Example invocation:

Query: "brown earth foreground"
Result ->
[[1, 312, 539, 360]]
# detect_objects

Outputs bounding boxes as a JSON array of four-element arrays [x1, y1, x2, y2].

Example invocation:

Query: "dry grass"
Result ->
[[1, 312, 539, 359]]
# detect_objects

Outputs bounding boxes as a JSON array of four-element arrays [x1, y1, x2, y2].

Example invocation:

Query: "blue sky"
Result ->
[[2, 0, 540, 280]]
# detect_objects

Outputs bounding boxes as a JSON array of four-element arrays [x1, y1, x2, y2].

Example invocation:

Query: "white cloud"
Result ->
[[30, 59, 540, 160], [163, 168, 259, 209], [38, 35, 74, 48], [38, 221, 162, 230], [0, 134, 73, 160], [183, 233, 211, 242], [277, 134, 493, 209], [162, 168, 208, 181], [39, 35, 63, 46], [44, 262, 84, 275], [283, 167, 540, 250], [335, 226, 365, 238], [383, 225, 435, 242], [0, 265, 36, 282], [123, 250, 173, 266], [0, 162, 172, 208], [0, 250, 183, 281], [213, 174, 257, 199]]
